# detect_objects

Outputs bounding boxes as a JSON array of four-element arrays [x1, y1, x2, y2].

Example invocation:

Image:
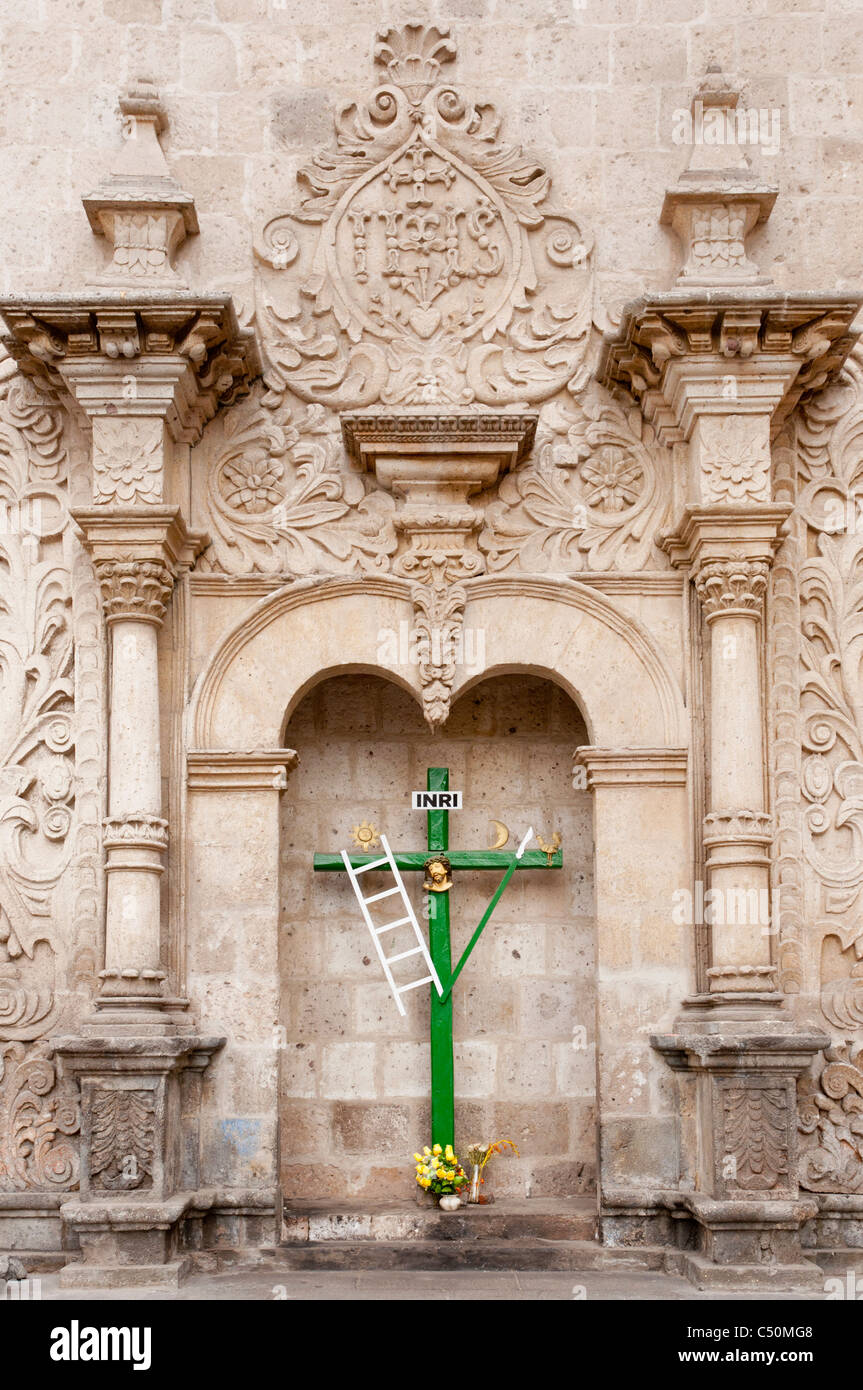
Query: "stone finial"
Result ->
[[661, 67, 778, 288], [82, 78, 198, 289]]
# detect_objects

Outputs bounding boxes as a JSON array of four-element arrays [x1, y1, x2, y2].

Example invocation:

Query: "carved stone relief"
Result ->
[[0, 345, 93, 1192], [799, 1043, 863, 1194], [795, 349, 863, 1032], [255, 23, 593, 414], [478, 389, 672, 572]]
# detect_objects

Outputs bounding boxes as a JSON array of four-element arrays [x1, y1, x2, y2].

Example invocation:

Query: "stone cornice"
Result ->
[[597, 291, 862, 442], [186, 749, 299, 792], [341, 411, 537, 473], [0, 294, 261, 444], [574, 746, 689, 787]]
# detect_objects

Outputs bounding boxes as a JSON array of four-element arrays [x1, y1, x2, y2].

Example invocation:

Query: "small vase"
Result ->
[[467, 1164, 482, 1204], [438, 1194, 461, 1212]]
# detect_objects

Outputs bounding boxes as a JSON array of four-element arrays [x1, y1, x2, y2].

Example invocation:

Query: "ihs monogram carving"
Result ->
[[255, 22, 592, 411], [721, 1083, 790, 1192], [479, 391, 671, 573], [796, 349, 863, 1027], [89, 1087, 155, 1191], [798, 1043, 863, 1193], [699, 415, 771, 504]]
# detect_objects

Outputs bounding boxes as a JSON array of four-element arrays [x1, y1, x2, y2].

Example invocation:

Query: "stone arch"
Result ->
[[189, 573, 686, 751]]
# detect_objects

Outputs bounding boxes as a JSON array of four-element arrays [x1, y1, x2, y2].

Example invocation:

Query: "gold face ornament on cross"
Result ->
[[313, 768, 562, 1149]]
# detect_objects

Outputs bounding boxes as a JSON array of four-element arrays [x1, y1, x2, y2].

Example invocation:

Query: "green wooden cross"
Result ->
[[313, 766, 562, 1149]]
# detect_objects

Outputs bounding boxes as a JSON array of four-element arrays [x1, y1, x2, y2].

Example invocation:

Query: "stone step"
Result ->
[[272, 1238, 666, 1272], [281, 1198, 597, 1245]]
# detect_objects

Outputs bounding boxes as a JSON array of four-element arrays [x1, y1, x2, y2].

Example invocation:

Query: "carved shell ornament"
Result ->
[[255, 22, 594, 411]]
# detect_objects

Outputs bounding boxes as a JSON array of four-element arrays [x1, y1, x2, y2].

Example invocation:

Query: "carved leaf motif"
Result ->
[[799, 1043, 863, 1193], [90, 1088, 155, 1190], [201, 397, 397, 576], [794, 346, 863, 974], [0, 1041, 80, 1191], [0, 353, 74, 1038], [723, 1086, 789, 1191], [478, 392, 670, 572]]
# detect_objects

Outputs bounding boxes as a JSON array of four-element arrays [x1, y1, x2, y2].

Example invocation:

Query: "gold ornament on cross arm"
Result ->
[[536, 830, 562, 867], [350, 820, 381, 850]]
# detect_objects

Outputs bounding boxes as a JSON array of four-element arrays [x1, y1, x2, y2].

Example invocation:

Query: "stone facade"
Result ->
[[0, 2, 862, 1289]]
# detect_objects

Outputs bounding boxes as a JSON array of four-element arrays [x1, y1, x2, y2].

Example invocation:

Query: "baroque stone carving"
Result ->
[[768, 429, 805, 995], [703, 810, 773, 844], [0, 353, 75, 1045], [796, 350, 863, 1018], [798, 1043, 863, 1193], [90, 1086, 155, 1191], [92, 419, 163, 506], [699, 415, 771, 504], [255, 22, 593, 411], [478, 390, 671, 573], [722, 1083, 790, 1191], [102, 815, 169, 852], [0, 1042, 80, 1190], [94, 558, 174, 625], [82, 79, 198, 289], [200, 395, 397, 576], [694, 558, 769, 619]]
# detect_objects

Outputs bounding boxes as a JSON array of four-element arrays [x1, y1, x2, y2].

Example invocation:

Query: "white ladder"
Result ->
[[340, 834, 444, 1017]]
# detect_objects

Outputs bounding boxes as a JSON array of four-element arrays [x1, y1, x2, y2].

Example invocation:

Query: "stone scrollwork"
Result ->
[[796, 349, 863, 1021], [0, 352, 75, 1048], [255, 22, 593, 413], [0, 1041, 81, 1191], [200, 395, 397, 576], [798, 1042, 863, 1193], [478, 390, 671, 573]]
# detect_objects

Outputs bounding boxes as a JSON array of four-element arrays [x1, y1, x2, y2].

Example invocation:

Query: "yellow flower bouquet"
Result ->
[[413, 1143, 468, 1197]]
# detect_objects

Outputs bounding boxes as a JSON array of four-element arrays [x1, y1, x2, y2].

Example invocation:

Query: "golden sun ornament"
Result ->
[[350, 820, 381, 851]]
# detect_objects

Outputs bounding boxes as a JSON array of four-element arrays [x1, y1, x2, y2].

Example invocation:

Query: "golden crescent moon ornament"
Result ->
[[488, 819, 510, 850]]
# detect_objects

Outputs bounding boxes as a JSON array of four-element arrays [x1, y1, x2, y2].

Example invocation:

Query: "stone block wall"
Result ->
[[0, 1, 861, 316], [279, 673, 595, 1201]]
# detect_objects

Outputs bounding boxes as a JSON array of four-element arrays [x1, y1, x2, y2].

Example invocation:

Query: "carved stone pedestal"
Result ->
[[652, 1023, 828, 1288], [54, 1035, 223, 1288]]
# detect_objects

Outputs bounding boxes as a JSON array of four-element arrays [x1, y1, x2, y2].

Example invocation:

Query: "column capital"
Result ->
[[72, 506, 208, 625], [693, 557, 770, 622]]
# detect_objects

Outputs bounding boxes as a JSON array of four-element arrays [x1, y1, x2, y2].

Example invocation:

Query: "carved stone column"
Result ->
[[0, 82, 261, 1286], [662, 511, 788, 1008], [74, 509, 205, 1029], [598, 77, 861, 1278]]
